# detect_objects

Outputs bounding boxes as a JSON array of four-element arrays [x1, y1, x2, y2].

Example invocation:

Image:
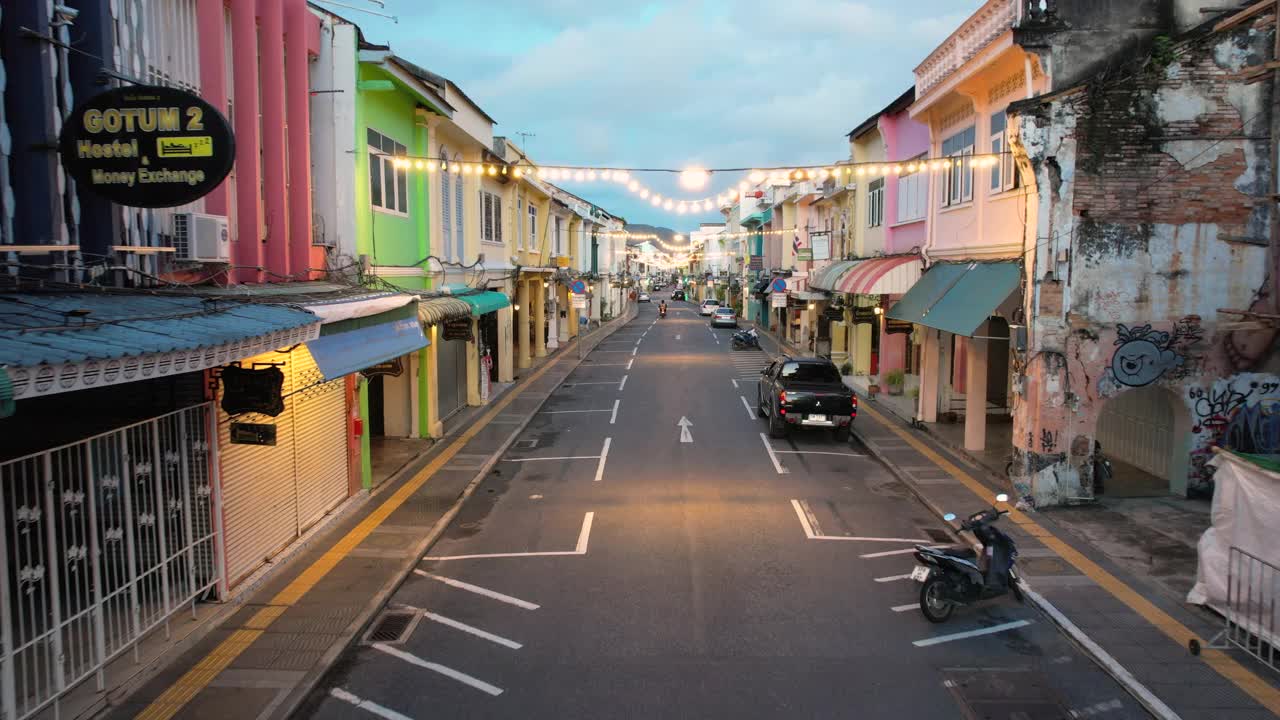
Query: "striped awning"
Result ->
[[833, 255, 923, 295], [417, 296, 473, 326], [808, 260, 859, 291]]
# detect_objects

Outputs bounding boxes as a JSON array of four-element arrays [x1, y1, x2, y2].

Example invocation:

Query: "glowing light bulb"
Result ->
[[574, 170, 586, 182], [749, 170, 765, 183], [680, 168, 710, 191], [855, 167, 865, 176], [651, 196, 661, 206], [426, 161, 438, 172], [906, 163, 917, 173], [639, 189, 650, 199], [413, 159, 425, 170], [893, 165, 903, 174], [629, 180, 641, 192], [461, 164, 473, 175], [487, 165, 498, 176], [738, 181, 748, 192], [677, 203, 688, 214], [728, 189, 738, 200], [943, 159, 952, 169], [536, 168, 546, 178], [663, 199, 674, 210], [600, 170, 612, 181], [703, 200, 713, 211], [513, 167, 523, 178], [615, 171, 630, 183], [587, 170, 597, 181]]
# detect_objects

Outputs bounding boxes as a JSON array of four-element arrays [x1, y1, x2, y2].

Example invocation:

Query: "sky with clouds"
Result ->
[[349, 0, 981, 230]]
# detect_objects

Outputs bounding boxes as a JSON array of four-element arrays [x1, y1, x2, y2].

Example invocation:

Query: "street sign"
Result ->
[[796, 248, 813, 261], [571, 280, 587, 294], [443, 318, 473, 341], [771, 278, 787, 292], [771, 292, 788, 308], [749, 255, 764, 271], [572, 295, 587, 309], [851, 307, 878, 325]]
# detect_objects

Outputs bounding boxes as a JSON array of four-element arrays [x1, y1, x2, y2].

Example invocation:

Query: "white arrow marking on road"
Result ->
[[675, 334, 681, 340], [678, 416, 694, 443]]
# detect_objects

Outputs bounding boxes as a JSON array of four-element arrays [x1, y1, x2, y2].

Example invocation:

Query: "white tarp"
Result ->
[[1188, 450, 1280, 646]]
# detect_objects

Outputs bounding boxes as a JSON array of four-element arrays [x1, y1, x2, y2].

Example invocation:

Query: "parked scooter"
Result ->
[[731, 327, 760, 350], [911, 493, 1023, 623]]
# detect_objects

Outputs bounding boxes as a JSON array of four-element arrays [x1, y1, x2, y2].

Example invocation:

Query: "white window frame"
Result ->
[[528, 203, 538, 253], [516, 197, 524, 250], [989, 111, 1018, 194], [867, 177, 884, 228], [895, 153, 928, 224], [554, 215, 564, 256], [368, 128, 408, 216], [480, 190, 503, 245], [941, 125, 975, 208]]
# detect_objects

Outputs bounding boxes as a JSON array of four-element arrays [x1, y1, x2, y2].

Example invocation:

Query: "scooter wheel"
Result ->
[[919, 576, 954, 623]]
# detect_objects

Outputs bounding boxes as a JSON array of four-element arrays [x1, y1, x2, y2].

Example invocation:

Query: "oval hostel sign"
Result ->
[[58, 85, 235, 208]]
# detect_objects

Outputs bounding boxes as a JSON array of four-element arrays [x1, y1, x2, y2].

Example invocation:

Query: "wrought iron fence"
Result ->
[[0, 403, 221, 720], [1205, 546, 1280, 673]]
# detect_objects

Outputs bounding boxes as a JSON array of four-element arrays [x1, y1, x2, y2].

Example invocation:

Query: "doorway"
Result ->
[[986, 317, 1010, 409], [1096, 385, 1189, 496]]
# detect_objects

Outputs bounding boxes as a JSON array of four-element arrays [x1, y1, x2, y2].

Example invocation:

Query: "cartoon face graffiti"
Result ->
[[1110, 324, 1182, 387]]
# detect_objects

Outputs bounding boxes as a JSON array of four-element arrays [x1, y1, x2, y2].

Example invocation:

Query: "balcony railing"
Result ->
[[914, 0, 1056, 98]]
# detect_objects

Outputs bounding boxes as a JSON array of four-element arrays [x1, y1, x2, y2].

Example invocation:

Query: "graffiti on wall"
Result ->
[[1098, 318, 1203, 396], [1186, 373, 1280, 487]]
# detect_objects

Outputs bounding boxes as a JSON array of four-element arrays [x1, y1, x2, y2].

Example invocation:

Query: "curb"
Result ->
[[270, 307, 640, 720], [851, 421, 1182, 720]]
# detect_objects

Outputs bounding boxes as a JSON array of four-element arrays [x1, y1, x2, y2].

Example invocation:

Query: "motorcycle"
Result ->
[[731, 328, 759, 350], [911, 493, 1023, 623], [659, 305, 667, 318]]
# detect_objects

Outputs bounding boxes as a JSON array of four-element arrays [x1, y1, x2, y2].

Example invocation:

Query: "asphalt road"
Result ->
[[301, 300, 1150, 719]]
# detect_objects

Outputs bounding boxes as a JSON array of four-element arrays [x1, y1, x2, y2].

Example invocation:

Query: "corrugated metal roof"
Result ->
[[0, 294, 319, 367], [417, 296, 472, 326]]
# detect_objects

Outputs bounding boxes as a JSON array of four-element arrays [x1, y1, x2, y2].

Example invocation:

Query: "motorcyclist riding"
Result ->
[[659, 301, 667, 318]]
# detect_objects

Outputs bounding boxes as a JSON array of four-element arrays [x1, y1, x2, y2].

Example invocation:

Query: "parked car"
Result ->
[[699, 298, 721, 316], [672, 290, 686, 301], [638, 293, 651, 303], [710, 307, 738, 328], [757, 357, 856, 441]]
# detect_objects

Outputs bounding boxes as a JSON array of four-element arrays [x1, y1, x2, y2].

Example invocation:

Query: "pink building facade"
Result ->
[[197, 0, 322, 284]]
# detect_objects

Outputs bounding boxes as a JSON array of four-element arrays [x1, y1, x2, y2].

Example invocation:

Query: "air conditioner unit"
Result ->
[[172, 212, 230, 263]]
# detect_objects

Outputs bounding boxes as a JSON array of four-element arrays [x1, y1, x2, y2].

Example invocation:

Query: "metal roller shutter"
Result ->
[[291, 350, 349, 532], [437, 338, 467, 420], [219, 351, 300, 588]]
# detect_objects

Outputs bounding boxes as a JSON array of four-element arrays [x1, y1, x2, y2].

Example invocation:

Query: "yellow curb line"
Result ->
[[136, 337, 578, 720], [860, 402, 1280, 714]]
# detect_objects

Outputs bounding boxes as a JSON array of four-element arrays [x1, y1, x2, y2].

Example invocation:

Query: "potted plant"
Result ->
[[909, 386, 920, 400], [885, 369, 905, 395]]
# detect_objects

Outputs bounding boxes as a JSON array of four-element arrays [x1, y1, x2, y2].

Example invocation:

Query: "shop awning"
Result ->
[[886, 261, 1021, 337], [808, 260, 859, 291], [417, 296, 473, 326], [305, 304, 429, 380], [0, 293, 320, 400], [833, 255, 923, 295], [791, 290, 828, 301], [454, 290, 511, 316]]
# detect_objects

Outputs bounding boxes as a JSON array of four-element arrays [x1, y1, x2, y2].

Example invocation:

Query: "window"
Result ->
[[517, 198, 524, 249], [989, 111, 1018, 193], [454, 167, 464, 259], [554, 216, 564, 256], [867, 177, 885, 228], [368, 128, 408, 214], [780, 362, 841, 383], [941, 125, 975, 207], [895, 153, 928, 224], [481, 191, 503, 244], [528, 203, 538, 252]]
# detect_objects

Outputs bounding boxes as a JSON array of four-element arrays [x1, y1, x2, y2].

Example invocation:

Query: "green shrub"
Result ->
[[885, 369, 905, 386]]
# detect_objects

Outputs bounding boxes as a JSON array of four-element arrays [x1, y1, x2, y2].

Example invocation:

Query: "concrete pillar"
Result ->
[[918, 328, 940, 423], [259, 0, 289, 278], [230, 0, 262, 282], [547, 280, 559, 350], [197, 0, 228, 217], [534, 279, 548, 358], [517, 280, 531, 369], [285, 0, 314, 277], [497, 305, 515, 383], [567, 287, 579, 338], [964, 337, 989, 451], [466, 319, 481, 406]]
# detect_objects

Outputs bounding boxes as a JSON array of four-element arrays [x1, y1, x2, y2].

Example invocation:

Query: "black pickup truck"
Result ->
[[756, 357, 857, 441]]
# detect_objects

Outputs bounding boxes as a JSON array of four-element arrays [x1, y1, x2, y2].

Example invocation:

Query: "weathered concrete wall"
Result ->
[[1013, 20, 1276, 506]]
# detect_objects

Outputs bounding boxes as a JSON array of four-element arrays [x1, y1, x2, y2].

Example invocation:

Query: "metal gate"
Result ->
[[1, 404, 219, 720], [1204, 546, 1280, 673], [291, 359, 348, 533], [1097, 385, 1175, 481], [436, 339, 467, 420]]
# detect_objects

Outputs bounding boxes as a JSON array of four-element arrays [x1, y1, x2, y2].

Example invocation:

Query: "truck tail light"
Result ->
[[779, 391, 787, 414]]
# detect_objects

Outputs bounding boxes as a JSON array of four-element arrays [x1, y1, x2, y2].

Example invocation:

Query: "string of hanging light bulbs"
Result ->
[[378, 153, 1011, 214]]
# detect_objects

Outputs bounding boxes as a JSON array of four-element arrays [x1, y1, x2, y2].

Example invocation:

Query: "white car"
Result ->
[[710, 307, 738, 327], [699, 299, 721, 316], [638, 293, 651, 303]]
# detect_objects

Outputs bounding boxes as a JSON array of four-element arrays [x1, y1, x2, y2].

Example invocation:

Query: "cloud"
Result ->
[[375, 0, 983, 224]]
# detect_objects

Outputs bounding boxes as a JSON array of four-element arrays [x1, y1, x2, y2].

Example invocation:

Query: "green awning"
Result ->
[[886, 261, 1021, 337], [454, 290, 511, 317]]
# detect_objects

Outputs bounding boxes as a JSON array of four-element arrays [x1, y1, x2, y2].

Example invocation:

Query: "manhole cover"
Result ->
[[923, 527, 954, 543], [515, 439, 538, 449], [364, 611, 418, 644]]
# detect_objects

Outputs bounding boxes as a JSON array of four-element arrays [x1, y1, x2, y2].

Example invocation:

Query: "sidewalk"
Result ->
[[96, 310, 638, 720], [852, 400, 1280, 720]]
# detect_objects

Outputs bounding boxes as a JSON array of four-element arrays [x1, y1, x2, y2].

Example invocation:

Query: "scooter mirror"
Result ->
[[995, 493, 1009, 503], [943, 513, 957, 522]]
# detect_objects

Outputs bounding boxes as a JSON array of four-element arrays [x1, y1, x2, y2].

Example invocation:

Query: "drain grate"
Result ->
[[923, 527, 954, 543], [364, 611, 417, 644], [515, 439, 538, 449]]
